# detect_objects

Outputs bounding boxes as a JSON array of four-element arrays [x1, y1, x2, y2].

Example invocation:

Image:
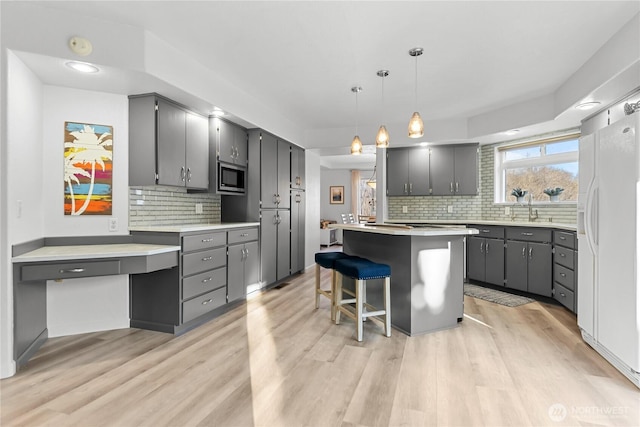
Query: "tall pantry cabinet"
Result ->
[[221, 129, 305, 288]]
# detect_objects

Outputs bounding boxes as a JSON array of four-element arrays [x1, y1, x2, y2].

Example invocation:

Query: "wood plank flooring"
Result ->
[[2, 268, 639, 426]]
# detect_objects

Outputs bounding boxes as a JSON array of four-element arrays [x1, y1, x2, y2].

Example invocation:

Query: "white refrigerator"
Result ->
[[577, 111, 640, 388]]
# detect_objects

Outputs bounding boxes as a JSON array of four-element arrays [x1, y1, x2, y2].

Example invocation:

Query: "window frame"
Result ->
[[494, 132, 580, 204]]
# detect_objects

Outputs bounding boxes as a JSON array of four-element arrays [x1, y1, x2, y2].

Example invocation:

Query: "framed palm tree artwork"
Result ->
[[63, 122, 113, 215]]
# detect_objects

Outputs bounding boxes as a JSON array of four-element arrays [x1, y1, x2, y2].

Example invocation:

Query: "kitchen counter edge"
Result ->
[[129, 222, 260, 233], [386, 219, 576, 231]]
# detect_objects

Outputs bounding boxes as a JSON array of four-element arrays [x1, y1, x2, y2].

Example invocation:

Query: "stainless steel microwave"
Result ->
[[217, 162, 246, 194]]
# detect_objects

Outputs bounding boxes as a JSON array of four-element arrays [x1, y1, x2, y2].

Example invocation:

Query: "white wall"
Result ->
[[2, 51, 45, 378], [304, 151, 321, 269], [42, 86, 130, 337], [320, 169, 353, 222]]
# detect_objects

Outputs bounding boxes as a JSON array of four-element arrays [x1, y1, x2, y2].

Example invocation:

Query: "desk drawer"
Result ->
[[182, 287, 226, 323], [554, 264, 575, 290], [183, 232, 226, 252], [183, 267, 226, 300], [506, 227, 552, 243], [228, 228, 258, 244], [21, 260, 121, 281], [553, 282, 575, 312], [183, 247, 226, 276], [554, 246, 575, 269]]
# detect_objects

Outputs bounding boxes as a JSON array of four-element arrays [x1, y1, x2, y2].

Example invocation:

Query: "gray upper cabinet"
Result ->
[[430, 144, 478, 196], [261, 134, 291, 209], [386, 147, 430, 196], [215, 118, 248, 166], [290, 190, 305, 274], [129, 94, 209, 190], [290, 145, 305, 190]]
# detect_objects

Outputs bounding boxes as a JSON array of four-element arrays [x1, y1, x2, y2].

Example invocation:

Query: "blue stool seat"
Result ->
[[333, 257, 391, 280], [333, 257, 391, 342], [314, 251, 352, 321]]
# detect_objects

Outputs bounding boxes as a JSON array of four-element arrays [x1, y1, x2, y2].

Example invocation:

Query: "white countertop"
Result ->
[[330, 223, 478, 236], [12, 243, 181, 263], [386, 219, 577, 231], [129, 222, 260, 233]]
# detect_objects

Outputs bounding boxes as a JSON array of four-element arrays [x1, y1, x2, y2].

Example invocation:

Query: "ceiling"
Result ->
[[4, 1, 640, 169]]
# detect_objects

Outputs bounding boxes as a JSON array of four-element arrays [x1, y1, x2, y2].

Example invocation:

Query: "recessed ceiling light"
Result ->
[[65, 61, 99, 73], [505, 129, 520, 136], [211, 109, 225, 117], [418, 142, 429, 147], [575, 101, 601, 111]]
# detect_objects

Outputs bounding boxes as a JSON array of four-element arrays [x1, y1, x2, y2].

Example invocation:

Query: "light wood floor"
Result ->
[[2, 268, 639, 426]]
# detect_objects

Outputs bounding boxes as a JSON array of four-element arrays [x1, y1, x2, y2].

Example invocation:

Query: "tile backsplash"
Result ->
[[129, 186, 221, 227], [388, 144, 577, 224]]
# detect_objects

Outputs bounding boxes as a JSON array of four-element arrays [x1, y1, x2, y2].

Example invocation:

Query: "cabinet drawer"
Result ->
[[553, 282, 575, 312], [183, 267, 226, 300], [183, 247, 226, 275], [182, 287, 226, 323], [554, 264, 575, 290], [228, 228, 258, 244], [469, 225, 504, 239], [554, 246, 575, 269], [506, 227, 552, 243], [554, 231, 576, 249], [21, 260, 121, 281], [183, 232, 226, 252]]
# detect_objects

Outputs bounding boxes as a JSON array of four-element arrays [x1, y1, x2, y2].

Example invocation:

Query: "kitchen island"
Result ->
[[329, 223, 477, 336]]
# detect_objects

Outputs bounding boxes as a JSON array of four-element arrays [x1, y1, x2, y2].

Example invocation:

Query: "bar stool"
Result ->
[[333, 256, 391, 342], [314, 252, 350, 320]]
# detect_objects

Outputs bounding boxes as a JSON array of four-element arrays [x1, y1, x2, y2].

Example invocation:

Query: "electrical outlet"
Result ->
[[505, 206, 511, 215], [109, 217, 118, 232], [447, 205, 453, 213], [402, 206, 408, 213], [195, 203, 203, 214]]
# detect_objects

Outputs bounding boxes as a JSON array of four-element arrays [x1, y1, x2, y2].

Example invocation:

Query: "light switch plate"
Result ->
[[447, 205, 453, 213], [505, 206, 511, 215], [109, 217, 118, 232], [195, 203, 203, 214], [402, 206, 408, 213]]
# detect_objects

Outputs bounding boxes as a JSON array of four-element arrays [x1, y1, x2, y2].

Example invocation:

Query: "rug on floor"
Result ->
[[464, 283, 535, 307]]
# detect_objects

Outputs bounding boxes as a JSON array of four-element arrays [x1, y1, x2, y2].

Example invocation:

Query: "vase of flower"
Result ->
[[544, 187, 564, 202]]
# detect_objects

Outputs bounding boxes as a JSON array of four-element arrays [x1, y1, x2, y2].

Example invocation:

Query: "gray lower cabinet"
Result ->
[[260, 209, 291, 284], [290, 190, 305, 274], [467, 236, 504, 286], [227, 228, 259, 302], [552, 230, 577, 312], [505, 228, 552, 296]]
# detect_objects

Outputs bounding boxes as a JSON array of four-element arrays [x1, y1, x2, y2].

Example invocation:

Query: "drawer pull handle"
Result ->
[[560, 293, 566, 298], [560, 273, 566, 277], [59, 268, 85, 273], [560, 236, 566, 240], [201, 238, 214, 242], [240, 233, 249, 237], [202, 256, 213, 261], [560, 253, 566, 257], [201, 298, 213, 305], [202, 277, 212, 283], [481, 229, 490, 233], [521, 232, 533, 236]]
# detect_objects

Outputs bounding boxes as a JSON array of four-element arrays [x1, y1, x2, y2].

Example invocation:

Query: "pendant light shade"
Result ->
[[408, 47, 424, 139], [375, 70, 390, 148], [350, 86, 363, 155]]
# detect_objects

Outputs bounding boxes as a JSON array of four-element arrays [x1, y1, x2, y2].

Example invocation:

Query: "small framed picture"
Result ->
[[330, 186, 344, 204]]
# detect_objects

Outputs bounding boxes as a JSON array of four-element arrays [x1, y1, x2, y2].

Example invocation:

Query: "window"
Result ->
[[495, 134, 579, 203]]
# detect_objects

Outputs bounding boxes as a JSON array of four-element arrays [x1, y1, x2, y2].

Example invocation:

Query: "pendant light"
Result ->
[[408, 47, 424, 138], [350, 86, 363, 155], [367, 166, 377, 189], [375, 70, 390, 148]]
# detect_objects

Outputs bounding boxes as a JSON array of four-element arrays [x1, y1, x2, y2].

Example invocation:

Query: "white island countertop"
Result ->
[[330, 223, 478, 236], [12, 243, 181, 263], [129, 222, 260, 233]]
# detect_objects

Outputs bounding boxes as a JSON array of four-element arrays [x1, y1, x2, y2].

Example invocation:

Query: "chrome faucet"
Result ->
[[528, 193, 538, 222]]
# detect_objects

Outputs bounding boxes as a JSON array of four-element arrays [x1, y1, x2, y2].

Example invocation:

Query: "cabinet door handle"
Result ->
[[201, 238, 214, 242], [560, 253, 566, 257], [202, 277, 212, 283], [529, 248, 533, 259], [485, 242, 489, 254], [480, 242, 484, 253], [455, 182, 459, 192], [450, 182, 454, 193], [201, 256, 213, 261], [560, 273, 566, 277], [201, 298, 213, 305], [187, 168, 192, 182], [59, 268, 85, 273], [521, 232, 533, 236], [240, 233, 249, 237], [273, 194, 278, 204], [559, 292, 566, 298], [180, 166, 186, 182], [522, 247, 526, 258], [409, 183, 413, 193], [560, 236, 566, 240], [276, 195, 281, 204], [403, 183, 408, 194]]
